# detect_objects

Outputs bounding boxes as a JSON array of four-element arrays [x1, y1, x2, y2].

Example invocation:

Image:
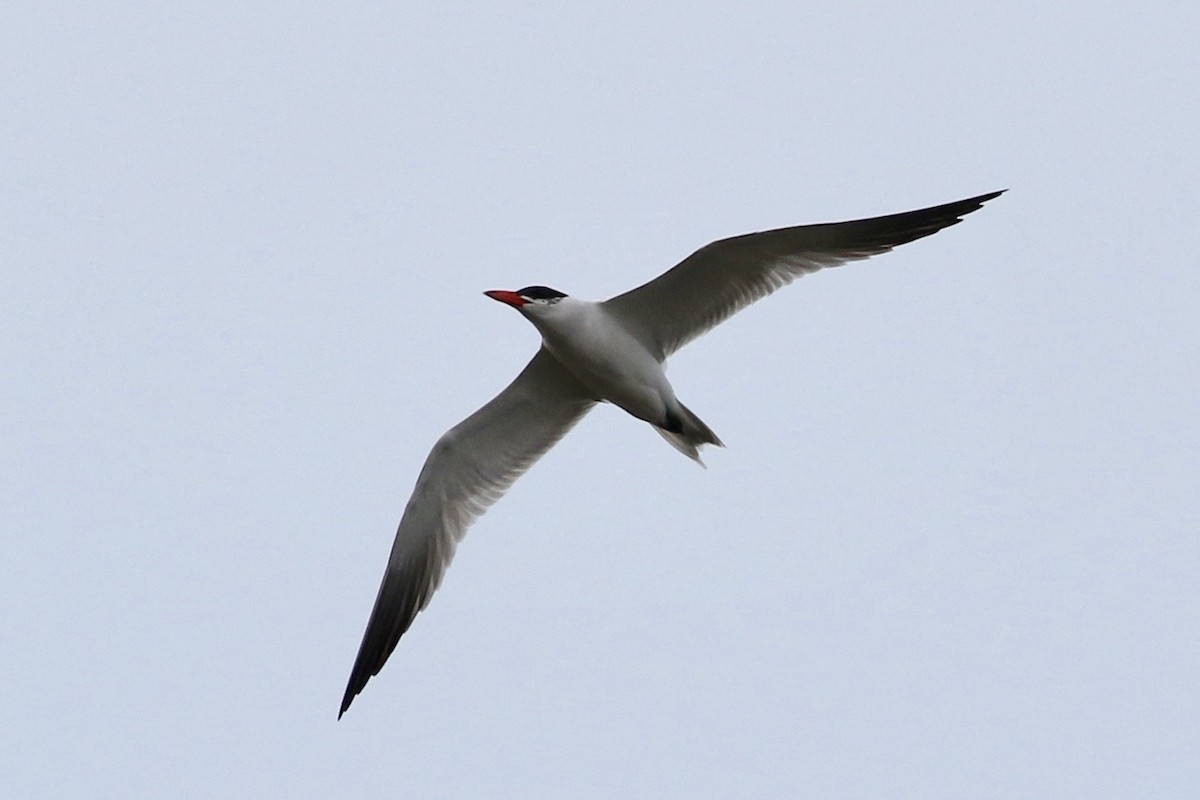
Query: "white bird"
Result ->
[[338, 190, 1003, 716]]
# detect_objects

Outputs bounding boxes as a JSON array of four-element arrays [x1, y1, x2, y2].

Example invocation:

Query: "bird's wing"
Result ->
[[602, 190, 1003, 359], [340, 348, 595, 717]]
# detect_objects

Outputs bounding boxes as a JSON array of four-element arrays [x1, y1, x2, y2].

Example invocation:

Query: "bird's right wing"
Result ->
[[339, 348, 595, 717], [603, 191, 1003, 359]]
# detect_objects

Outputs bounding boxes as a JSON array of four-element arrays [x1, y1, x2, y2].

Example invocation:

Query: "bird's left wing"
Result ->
[[603, 191, 1003, 360], [340, 348, 595, 717]]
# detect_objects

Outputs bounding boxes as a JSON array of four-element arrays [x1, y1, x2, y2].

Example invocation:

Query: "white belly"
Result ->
[[536, 306, 675, 424]]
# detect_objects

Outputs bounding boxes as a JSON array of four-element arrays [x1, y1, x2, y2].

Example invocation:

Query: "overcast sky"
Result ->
[[3, 2, 1198, 797]]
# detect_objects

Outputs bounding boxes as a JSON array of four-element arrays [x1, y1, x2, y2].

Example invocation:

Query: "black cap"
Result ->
[[517, 286, 567, 301]]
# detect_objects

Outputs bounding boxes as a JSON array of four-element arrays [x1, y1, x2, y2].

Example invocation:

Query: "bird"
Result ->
[[338, 189, 1004, 717]]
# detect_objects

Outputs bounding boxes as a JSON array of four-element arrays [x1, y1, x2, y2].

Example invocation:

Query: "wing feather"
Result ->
[[339, 349, 595, 716], [603, 191, 1004, 359]]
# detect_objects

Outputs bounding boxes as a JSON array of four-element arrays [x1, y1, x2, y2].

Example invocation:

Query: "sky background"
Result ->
[[3, 2, 1198, 797]]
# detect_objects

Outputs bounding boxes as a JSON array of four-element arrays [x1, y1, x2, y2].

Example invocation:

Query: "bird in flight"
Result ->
[[339, 190, 1004, 717]]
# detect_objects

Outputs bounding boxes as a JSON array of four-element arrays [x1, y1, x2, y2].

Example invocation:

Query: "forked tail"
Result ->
[[653, 401, 724, 466]]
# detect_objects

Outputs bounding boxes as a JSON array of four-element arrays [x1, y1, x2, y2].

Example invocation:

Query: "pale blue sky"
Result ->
[[3, 2, 1198, 797]]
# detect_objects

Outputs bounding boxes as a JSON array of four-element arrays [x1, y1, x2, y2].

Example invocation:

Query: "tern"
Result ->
[[339, 190, 1003, 716]]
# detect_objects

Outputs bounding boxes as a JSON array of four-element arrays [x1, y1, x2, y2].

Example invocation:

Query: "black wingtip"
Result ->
[[946, 189, 1006, 214], [953, 189, 1006, 221], [975, 188, 1007, 203], [967, 189, 1007, 208], [338, 682, 360, 719]]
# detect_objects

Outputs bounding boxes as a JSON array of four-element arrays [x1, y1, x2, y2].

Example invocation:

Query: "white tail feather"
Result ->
[[651, 401, 724, 466], [652, 425, 707, 467]]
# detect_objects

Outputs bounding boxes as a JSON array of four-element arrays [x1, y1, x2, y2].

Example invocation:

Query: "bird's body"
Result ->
[[521, 295, 712, 451], [534, 297, 669, 420], [339, 190, 1004, 717]]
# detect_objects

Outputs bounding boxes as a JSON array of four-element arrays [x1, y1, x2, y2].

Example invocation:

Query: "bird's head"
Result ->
[[484, 286, 568, 316]]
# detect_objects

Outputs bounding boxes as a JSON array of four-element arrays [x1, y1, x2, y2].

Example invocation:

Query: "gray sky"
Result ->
[[3, 2, 1198, 797]]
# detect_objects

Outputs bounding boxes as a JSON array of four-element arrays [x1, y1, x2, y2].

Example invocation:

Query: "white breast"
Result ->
[[529, 298, 675, 424]]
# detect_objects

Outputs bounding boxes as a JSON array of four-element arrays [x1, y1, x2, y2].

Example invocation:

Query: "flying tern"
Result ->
[[339, 190, 1003, 716]]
